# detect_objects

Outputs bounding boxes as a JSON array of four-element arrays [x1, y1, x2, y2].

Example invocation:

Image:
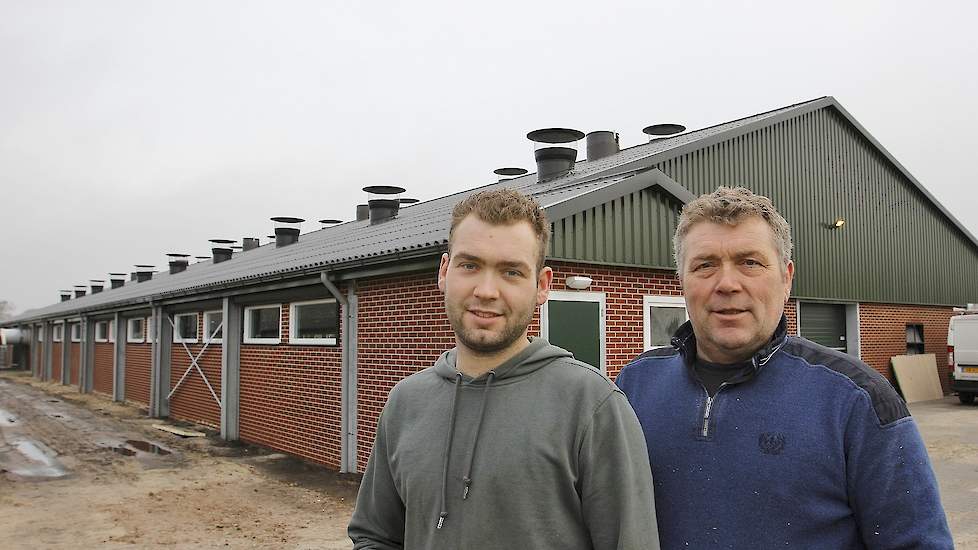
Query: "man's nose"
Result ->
[[714, 264, 742, 293], [473, 273, 500, 299]]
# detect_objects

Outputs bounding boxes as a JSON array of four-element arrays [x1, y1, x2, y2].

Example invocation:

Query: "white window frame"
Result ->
[[36, 325, 44, 342], [95, 320, 110, 342], [52, 322, 64, 343], [70, 322, 81, 343], [127, 318, 145, 343], [203, 310, 224, 344], [289, 299, 339, 346], [541, 291, 606, 373], [146, 316, 156, 343], [172, 313, 199, 344], [642, 295, 687, 351], [244, 304, 282, 345]]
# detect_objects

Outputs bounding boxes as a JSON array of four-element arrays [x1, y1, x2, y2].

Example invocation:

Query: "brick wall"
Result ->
[[93, 343, 114, 396], [859, 303, 955, 393], [239, 302, 345, 469], [125, 344, 152, 406], [52, 342, 62, 381], [69, 343, 80, 386], [169, 312, 222, 429]]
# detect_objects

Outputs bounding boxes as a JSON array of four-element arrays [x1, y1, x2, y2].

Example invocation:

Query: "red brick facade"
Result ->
[[93, 342, 114, 396], [858, 303, 955, 392], [125, 344, 152, 406], [69, 343, 80, 386], [52, 342, 62, 381], [239, 302, 345, 469], [169, 312, 222, 429]]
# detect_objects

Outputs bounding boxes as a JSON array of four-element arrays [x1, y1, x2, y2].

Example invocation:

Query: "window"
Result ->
[[147, 316, 156, 343], [70, 323, 81, 343], [127, 318, 145, 343], [95, 321, 110, 342], [203, 310, 223, 344], [173, 313, 199, 344], [643, 296, 688, 350], [244, 305, 281, 344], [36, 326, 44, 342], [52, 323, 64, 343], [290, 299, 339, 345], [108, 320, 115, 342], [906, 324, 925, 355]]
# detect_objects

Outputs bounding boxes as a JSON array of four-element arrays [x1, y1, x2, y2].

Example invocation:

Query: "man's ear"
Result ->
[[536, 266, 553, 306], [783, 260, 795, 302], [437, 253, 450, 292]]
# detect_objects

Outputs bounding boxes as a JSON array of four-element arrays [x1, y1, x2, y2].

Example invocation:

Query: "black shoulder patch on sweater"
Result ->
[[783, 337, 910, 426], [634, 347, 680, 362]]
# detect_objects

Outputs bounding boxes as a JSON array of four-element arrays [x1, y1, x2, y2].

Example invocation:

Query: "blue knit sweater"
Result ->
[[616, 319, 952, 549]]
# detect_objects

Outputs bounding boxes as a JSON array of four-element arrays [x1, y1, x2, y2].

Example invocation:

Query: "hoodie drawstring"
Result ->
[[435, 370, 496, 530], [462, 371, 495, 500], [437, 372, 464, 530]]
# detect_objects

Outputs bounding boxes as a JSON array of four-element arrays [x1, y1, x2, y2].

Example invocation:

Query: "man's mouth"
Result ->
[[713, 308, 748, 315], [469, 309, 502, 319]]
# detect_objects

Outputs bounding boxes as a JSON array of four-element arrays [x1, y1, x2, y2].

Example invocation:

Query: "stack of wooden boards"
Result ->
[[891, 354, 944, 403]]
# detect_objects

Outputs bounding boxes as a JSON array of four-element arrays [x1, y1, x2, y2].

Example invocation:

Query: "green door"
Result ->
[[547, 300, 601, 369], [799, 302, 846, 351]]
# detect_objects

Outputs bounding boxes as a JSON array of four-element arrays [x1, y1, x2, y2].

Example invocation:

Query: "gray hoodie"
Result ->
[[348, 338, 658, 549]]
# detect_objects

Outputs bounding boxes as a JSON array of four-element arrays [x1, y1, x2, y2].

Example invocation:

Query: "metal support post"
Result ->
[[113, 313, 126, 402], [42, 321, 53, 381], [80, 317, 95, 393], [149, 306, 172, 418], [61, 323, 71, 385], [221, 297, 242, 440]]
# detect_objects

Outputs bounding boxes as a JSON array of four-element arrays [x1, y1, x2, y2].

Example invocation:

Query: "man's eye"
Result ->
[[459, 263, 477, 270], [504, 269, 523, 277], [692, 262, 713, 272], [743, 259, 763, 268]]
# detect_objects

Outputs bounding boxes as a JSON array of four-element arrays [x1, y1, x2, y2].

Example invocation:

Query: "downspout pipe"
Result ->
[[320, 271, 357, 473]]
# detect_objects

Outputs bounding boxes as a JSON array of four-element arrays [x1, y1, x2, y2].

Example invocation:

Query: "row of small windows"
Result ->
[[42, 299, 339, 347]]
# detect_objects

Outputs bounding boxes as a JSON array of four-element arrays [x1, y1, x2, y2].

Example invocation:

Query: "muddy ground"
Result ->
[[0, 371, 357, 549]]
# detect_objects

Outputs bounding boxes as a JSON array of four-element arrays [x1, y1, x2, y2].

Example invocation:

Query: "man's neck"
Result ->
[[456, 335, 531, 378]]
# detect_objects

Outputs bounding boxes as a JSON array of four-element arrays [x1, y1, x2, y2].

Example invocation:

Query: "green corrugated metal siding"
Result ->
[[549, 105, 978, 306], [651, 106, 978, 306], [549, 186, 681, 268]]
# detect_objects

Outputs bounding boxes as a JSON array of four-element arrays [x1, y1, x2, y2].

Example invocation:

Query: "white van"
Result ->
[[949, 313, 978, 404]]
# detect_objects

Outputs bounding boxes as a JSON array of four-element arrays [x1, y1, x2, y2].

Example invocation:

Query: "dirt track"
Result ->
[[0, 371, 356, 549]]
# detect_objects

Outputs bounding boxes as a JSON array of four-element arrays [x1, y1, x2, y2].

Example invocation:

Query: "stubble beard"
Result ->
[[447, 299, 536, 356]]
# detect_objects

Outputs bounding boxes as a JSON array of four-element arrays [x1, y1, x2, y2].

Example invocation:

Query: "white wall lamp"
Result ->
[[565, 276, 594, 290]]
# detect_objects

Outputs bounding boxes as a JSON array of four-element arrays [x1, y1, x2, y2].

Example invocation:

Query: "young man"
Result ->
[[349, 189, 658, 550], [617, 186, 952, 549]]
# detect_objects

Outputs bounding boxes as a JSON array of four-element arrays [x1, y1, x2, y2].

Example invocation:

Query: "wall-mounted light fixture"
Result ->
[[565, 276, 593, 290], [823, 218, 846, 229]]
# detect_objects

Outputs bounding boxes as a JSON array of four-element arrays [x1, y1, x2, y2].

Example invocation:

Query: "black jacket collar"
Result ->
[[670, 314, 789, 373]]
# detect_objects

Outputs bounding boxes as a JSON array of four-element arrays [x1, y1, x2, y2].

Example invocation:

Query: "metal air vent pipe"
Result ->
[[356, 204, 369, 221], [134, 265, 155, 282], [271, 217, 304, 247], [527, 128, 584, 181], [586, 131, 619, 161], [209, 239, 235, 263], [363, 186, 405, 225], [109, 273, 126, 289], [242, 237, 260, 251], [60, 290, 72, 302], [74, 286, 87, 298], [90, 280, 105, 294]]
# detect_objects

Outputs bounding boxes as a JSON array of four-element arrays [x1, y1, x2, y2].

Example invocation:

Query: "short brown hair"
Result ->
[[449, 189, 550, 271], [674, 186, 793, 275]]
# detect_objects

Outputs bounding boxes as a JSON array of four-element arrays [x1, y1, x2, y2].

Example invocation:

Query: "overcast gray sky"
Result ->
[[2, 0, 976, 314]]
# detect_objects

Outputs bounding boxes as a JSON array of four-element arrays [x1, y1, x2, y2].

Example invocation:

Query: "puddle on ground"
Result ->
[[125, 440, 171, 455], [0, 408, 16, 426], [112, 447, 136, 456]]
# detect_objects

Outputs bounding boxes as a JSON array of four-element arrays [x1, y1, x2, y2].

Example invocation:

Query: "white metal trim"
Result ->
[[642, 295, 687, 351], [172, 312, 199, 344], [289, 298, 339, 346], [541, 290, 606, 373], [126, 317, 145, 343], [243, 304, 282, 345]]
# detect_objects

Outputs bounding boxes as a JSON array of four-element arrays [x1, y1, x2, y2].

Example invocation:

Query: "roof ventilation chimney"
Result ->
[[194, 256, 211, 264], [109, 273, 126, 289], [242, 237, 260, 251], [527, 128, 584, 181], [642, 123, 686, 141], [493, 167, 528, 182], [270, 217, 304, 247], [586, 131, 620, 161], [60, 290, 72, 302], [399, 198, 419, 206], [319, 219, 342, 228], [363, 186, 405, 225], [209, 239, 235, 263], [134, 265, 155, 282], [356, 204, 369, 221], [167, 253, 190, 274], [90, 280, 105, 294], [74, 285, 88, 298]]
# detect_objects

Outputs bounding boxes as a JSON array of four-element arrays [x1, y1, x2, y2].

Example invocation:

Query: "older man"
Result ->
[[617, 187, 952, 549]]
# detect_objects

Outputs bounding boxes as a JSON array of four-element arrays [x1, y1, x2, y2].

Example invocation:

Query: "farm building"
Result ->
[[3, 96, 977, 473]]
